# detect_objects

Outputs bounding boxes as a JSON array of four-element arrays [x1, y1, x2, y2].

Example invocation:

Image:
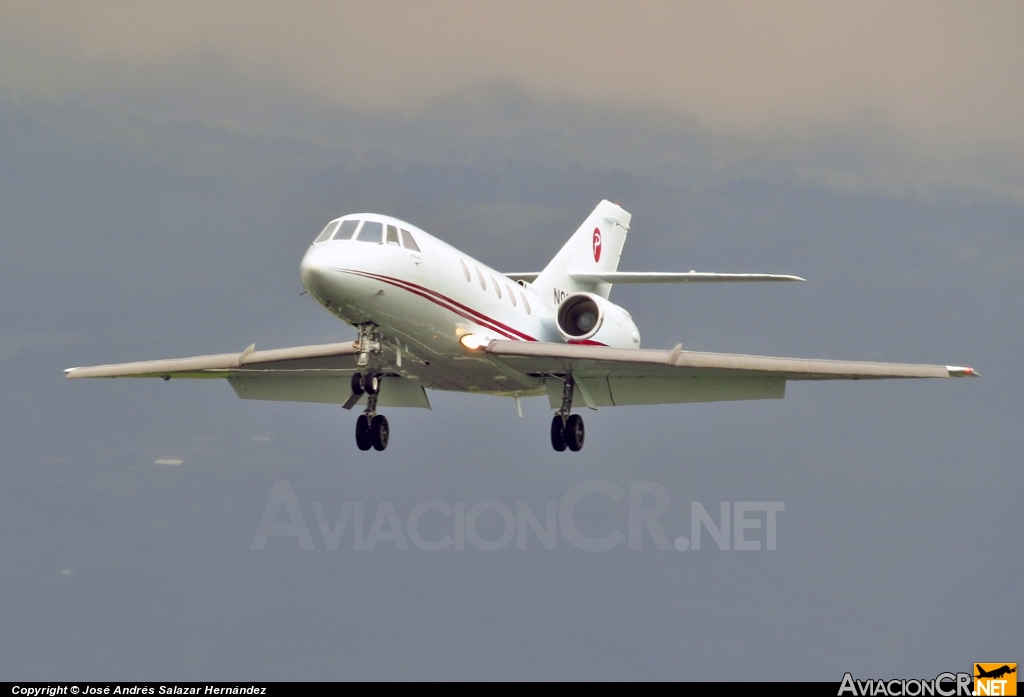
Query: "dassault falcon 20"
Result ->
[[65, 200, 977, 452]]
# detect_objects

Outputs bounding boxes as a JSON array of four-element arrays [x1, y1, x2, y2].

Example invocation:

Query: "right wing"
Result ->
[[485, 340, 977, 408], [64, 341, 430, 408], [64, 342, 362, 379]]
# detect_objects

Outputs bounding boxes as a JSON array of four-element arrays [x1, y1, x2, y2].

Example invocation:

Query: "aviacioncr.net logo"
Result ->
[[839, 672, 975, 696]]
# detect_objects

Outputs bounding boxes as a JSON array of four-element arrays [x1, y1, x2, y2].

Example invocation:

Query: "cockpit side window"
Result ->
[[355, 221, 383, 243], [333, 220, 360, 240], [386, 225, 401, 246], [314, 220, 340, 244], [401, 229, 421, 252]]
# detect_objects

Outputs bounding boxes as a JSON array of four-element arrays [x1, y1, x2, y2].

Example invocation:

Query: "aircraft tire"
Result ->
[[366, 374, 381, 395], [550, 415, 566, 452], [370, 414, 389, 451], [565, 414, 585, 452], [355, 414, 372, 451], [351, 373, 366, 396]]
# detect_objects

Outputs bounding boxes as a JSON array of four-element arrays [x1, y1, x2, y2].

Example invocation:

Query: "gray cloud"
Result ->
[[5, 2, 1022, 135]]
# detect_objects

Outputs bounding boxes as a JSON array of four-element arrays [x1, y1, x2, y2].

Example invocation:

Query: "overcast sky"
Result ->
[[1, 1, 1020, 681]]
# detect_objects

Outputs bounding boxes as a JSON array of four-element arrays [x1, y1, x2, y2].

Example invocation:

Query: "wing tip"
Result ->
[[946, 366, 980, 377]]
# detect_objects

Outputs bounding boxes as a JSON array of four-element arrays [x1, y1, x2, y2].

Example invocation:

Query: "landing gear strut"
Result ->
[[355, 322, 382, 368], [550, 377, 584, 452], [352, 323, 388, 451]]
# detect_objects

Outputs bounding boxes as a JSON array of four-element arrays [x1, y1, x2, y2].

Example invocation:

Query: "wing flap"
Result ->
[[229, 374, 431, 408], [545, 375, 785, 408]]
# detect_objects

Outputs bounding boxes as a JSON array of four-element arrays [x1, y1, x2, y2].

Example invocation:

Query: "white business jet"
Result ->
[[65, 200, 977, 452]]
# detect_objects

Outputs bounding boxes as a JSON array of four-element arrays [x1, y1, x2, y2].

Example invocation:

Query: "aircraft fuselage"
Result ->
[[299, 213, 552, 395]]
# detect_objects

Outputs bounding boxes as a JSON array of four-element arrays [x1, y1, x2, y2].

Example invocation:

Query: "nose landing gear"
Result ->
[[351, 323, 389, 451], [350, 372, 381, 397], [550, 378, 585, 452]]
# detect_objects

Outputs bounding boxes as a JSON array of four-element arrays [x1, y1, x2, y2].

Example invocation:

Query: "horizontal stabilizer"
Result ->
[[568, 272, 805, 284]]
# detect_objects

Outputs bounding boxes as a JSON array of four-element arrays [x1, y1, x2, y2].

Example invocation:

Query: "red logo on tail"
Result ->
[[592, 228, 602, 263]]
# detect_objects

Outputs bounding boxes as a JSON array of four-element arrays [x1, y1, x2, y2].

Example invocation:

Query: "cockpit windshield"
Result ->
[[355, 221, 383, 243], [314, 219, 341, 244], [333, 220, 360, 240], [314, 217, 421, 250]]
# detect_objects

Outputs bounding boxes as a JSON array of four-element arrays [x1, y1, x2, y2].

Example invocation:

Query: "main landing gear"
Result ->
[[550, 378, 585, 452], [351, 323, 389, 451]]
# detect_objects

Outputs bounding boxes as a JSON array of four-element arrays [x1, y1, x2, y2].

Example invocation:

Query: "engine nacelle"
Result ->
[[555, 293, 641, 349]]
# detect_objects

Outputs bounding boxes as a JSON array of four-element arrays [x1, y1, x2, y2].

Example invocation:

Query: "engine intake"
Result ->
[[555, 292, 641, 348], [557, 294, 602, 338]]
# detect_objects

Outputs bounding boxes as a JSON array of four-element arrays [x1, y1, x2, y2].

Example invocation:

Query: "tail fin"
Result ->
[[532, 200, 631, 303]]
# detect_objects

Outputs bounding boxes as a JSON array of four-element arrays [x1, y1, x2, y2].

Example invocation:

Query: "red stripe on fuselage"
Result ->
[[356, 270, 537, 341], [335, 268, 538, 342]]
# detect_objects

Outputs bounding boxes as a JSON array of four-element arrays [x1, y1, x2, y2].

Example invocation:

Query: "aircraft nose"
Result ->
[[300, 244, 331, 298]]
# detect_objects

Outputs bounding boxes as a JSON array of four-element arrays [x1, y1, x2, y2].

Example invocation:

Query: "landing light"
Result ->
[[459, 333, 491, 350]]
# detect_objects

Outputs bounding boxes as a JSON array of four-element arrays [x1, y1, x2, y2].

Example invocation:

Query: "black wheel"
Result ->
[[565, 414, 585, 452], [370, 414, 389, 451], [355, 414, 372, 451], [351, 372, 366, 396], [550, 415, 566, 452], [366, 374, 381, 395]]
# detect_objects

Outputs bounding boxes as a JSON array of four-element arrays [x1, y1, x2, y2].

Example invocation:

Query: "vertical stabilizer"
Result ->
[[532, 200, 631, 303]]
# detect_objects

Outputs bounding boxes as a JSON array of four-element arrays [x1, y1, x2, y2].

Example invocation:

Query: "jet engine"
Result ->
[[555, 292, 641, 349]]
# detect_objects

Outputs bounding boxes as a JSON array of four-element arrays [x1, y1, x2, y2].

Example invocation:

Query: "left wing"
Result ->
[[485, 340, 977, 408], [64, 342, 430, 408], [503, 272, 804, 284], [569, 271, 805, 283]]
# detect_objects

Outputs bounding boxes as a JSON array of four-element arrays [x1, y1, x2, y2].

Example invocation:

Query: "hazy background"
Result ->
[[1, 1, 1020, 680]]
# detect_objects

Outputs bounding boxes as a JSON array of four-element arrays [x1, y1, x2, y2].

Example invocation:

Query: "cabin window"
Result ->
[[386, 225, 401, 246], [314, 220, 340, 244], [355, 221, 383, 243], [521, 293, 531, 314], [507, 286, 517, 306], [476, 268, 487, 291], [333, 220, 360, 240], [460, 259, 471, 281], [401, 229, 421, 252], [491, 276, 501, 299]]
